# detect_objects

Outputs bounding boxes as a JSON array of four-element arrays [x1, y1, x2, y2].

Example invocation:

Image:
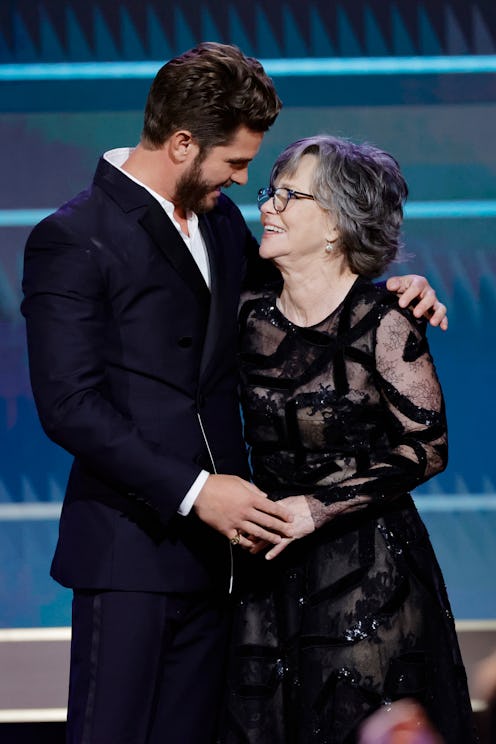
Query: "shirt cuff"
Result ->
[[177, 470, 210, 516]]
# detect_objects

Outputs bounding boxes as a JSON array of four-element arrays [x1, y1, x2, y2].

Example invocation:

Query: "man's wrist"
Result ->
[[177, 470, 209, 515]]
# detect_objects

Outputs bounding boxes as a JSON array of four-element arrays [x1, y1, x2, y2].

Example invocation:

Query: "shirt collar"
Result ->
[[103, 148, 199, 237]]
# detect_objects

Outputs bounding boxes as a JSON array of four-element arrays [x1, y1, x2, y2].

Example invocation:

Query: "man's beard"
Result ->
[[174, 155, 228, 214]]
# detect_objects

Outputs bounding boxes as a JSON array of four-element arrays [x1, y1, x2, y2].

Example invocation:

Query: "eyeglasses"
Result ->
[[257, 186, 315, 213]]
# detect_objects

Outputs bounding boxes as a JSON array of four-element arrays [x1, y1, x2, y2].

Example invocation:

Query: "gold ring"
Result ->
[[230, 531, 241, 546]]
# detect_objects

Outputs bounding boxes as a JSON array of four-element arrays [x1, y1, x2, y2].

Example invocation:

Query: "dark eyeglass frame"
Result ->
[[257, 186, 315, 213]]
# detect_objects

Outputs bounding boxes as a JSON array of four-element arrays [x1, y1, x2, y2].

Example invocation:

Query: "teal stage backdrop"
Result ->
[[1, 0, 495, 626]]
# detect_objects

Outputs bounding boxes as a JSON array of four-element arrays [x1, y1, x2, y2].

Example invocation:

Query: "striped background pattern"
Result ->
[[0, 0, 495, 61], [0, 0, 495, 628]]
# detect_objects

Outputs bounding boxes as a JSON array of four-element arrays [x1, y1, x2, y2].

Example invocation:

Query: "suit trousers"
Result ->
[[66, 588, 231, 744]]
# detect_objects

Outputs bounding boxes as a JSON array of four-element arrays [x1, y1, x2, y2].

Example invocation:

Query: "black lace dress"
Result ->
[[221, 278, 476, 744]]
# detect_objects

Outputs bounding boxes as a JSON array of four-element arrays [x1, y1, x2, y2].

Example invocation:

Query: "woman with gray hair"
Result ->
[[221, 136, 476, 743]]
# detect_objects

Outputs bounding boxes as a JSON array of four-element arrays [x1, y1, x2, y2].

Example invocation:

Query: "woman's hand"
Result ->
[[246, 496, 316, 560]]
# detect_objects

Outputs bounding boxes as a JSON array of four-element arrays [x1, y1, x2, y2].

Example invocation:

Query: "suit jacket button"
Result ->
[[178, 336, 193, 348]]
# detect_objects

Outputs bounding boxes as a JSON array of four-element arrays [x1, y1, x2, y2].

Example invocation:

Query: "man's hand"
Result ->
[[194, 474, 294, 547], [387, 274, 448, 331]]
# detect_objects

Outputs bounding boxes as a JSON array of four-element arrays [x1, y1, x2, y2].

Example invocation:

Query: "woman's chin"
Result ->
[[259, 238, 284, 261]]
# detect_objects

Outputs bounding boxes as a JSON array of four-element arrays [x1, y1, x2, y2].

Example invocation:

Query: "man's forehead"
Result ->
[[216, 128, 265, 157]]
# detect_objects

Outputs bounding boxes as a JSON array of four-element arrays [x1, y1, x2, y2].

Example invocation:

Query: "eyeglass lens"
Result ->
[[257, 188, 289, 212]]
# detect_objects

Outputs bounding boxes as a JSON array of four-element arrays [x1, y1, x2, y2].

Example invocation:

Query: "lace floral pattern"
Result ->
[[239, 278, 447, 512], [220, 279, 476, 744]]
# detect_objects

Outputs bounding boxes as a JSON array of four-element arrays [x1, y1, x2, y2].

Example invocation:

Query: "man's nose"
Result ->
[[232, 167, 249, 186]]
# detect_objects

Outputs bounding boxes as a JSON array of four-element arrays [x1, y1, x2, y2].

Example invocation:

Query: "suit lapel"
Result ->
[[94, 157, 210, 314], [198, 214, 227, 379], [139, 199, 211, 312]]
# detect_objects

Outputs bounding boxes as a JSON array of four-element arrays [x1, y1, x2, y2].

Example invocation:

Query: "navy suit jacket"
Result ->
[[22, 157, 263, 594]]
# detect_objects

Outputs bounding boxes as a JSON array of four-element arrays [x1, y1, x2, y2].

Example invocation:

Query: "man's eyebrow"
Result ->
[[226, 157, 251, 165]]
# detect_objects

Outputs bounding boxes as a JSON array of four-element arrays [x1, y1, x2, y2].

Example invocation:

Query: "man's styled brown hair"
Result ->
[[142, 42, 282, 151]]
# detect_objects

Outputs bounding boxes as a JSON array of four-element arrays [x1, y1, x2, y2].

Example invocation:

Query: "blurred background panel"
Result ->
[[0, 0, 495, 631]]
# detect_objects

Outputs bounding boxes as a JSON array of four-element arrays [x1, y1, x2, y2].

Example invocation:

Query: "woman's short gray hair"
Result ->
[[270, 135, 408, 278]]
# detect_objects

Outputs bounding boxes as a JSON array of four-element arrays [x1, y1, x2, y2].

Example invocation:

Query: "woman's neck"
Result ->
[[277, 259, 358, 327]]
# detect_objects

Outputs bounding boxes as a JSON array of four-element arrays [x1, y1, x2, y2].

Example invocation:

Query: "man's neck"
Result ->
[[121, 143, 191, 230]]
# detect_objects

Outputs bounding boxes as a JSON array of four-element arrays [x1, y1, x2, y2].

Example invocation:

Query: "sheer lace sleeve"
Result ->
[[306, 307, 448, 524]]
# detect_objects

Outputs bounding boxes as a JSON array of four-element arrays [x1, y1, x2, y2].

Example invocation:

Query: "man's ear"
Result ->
[[168, 130, 199, 164]]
